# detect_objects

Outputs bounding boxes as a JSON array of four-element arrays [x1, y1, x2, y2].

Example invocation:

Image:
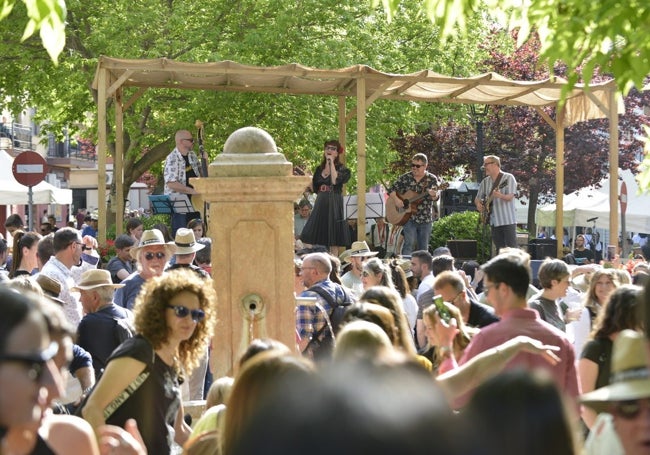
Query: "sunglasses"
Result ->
[[144, 251, 167, 261], [0, 341, 58, 381], [166, 304, 205, 322], [411, 164, 423, 168], [611, 399, 650, 420]]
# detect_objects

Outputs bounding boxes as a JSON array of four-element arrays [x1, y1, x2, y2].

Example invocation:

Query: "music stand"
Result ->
[[148, 195, 174, 214]]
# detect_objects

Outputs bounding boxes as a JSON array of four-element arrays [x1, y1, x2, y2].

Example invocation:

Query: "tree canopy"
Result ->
[[0, 0, 500, 201]]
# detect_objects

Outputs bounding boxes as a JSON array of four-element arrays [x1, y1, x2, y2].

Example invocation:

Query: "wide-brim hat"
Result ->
[[71, 269, 125, 291], [396, 258, 413, 278], [173, 228, 205, 254], [130, 229, 177, 260], [580, 330, 650, 413], [346, 241, 378, 259], [35, 274, 66, 305]]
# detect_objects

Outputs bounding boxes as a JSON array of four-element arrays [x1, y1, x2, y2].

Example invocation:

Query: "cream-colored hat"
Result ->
[[173, 228, 205, 255], [71, 269, 125, 291], [581, 330, 650, 413], [346, 241, 378, 258], [130, 229, 177, 260]]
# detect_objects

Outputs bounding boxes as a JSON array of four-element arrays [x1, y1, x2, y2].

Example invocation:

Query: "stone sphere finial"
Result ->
[[223, 127, 277, 155], [211, 126, 292, 177]]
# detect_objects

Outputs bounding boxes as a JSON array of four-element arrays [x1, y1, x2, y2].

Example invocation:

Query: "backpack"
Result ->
[[303, 285, 353, 360]]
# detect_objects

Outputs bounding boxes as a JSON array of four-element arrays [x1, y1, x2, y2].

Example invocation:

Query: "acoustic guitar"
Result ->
[[386, 180, 448, 226], [480, 180, 507, 225]]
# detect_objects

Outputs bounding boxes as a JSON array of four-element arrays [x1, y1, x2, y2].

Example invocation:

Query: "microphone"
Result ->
[[587, 217, 598, 222]]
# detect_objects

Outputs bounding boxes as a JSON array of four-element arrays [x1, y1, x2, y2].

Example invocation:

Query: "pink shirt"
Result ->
[[454, 307, 580, 410]]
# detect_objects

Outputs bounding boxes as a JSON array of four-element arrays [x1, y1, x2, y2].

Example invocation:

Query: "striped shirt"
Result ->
[[477, 171, 517, 227]]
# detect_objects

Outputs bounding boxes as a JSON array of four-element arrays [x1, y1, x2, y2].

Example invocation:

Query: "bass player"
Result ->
[[475, 155, 518, 250], [387, 153, 441, 256]]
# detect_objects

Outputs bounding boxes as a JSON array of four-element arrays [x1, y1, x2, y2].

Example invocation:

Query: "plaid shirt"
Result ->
[[296, 279, 348, 340], [388, 171, 440, 224]]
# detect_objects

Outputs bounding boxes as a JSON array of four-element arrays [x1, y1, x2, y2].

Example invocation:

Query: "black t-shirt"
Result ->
[[467, 299, 500, 328], [183, 154, 197, 187], [581, 337, 613, 389], [105, 336, 181, 455]]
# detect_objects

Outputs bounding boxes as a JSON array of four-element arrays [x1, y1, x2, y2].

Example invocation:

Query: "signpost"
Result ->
[[12, 151, 48, 232], [620, 181, 628, 259]]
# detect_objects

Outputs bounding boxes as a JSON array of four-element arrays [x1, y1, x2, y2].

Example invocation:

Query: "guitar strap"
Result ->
[[489, 172, 503, 196]]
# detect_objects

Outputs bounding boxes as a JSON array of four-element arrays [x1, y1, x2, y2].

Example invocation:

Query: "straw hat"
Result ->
[[396, 258, 413, 278], [173, 228, 205, 254], [343, 241, 378, 260], [71, 269, 125, 291], [580, 330, 650, 413], [130, 229, 177, 260]]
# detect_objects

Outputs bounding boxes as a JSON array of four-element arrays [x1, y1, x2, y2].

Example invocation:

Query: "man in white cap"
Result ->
[[340, 240, 377, 298], [114, 229, 177, 310], [166, 228, 209, 279], [75, 269, 130, 379], [581, 329, 650, 455]]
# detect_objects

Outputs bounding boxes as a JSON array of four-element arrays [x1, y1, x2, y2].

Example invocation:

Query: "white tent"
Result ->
[[536, 169, 650, 233], [0, 150, 72, 205]]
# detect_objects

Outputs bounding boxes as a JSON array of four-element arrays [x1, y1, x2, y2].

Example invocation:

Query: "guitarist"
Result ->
[[475, 155, 518, 250], [388, 153, 441, 256]]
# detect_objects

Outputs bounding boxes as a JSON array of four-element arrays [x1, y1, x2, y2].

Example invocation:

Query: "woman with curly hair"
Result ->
[[9, 230, 41, 278], [578, 284, 642, 430], [82, 268, 217, 454]]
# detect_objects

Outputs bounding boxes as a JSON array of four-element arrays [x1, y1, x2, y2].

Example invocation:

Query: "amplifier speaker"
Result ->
[[446, 240, 477, 260]]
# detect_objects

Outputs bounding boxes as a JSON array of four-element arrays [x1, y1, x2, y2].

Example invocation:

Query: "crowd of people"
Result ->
[[2, 137, 650, 455]]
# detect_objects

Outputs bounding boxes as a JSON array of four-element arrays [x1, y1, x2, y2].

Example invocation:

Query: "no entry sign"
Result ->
[[12, 151, 47, 186]]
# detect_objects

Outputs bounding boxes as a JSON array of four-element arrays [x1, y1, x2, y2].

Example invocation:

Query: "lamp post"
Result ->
[[469, 104, 489, 182]]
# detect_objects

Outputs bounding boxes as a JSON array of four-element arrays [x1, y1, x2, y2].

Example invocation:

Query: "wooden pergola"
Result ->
[[92, 57, 622, 256]]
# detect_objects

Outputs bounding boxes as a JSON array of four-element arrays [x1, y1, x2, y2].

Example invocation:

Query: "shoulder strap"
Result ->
[[308, 285, 338, 309]]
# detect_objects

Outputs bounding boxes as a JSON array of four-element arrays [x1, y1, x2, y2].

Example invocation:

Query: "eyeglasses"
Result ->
[[0, 341, 58, 381], [611, 399, 650, 420], [411, 163, 424, 168], [325, 145, 338, 151], [82, 246, 91, 251], [300, 266, 317, 273], [144, 251, 167, 261], [182, 138, 194, 143], [70, 241, 83, 248], [166, 304, 205, 322], [451, 291, 463, 303], [484, 282, 500, 295]]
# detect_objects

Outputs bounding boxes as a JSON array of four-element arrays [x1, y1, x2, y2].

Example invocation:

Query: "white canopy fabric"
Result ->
[[536, 169, 650, 233], [0, 150, 72, 205]]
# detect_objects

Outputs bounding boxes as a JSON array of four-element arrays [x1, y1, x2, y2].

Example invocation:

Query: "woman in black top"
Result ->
[[300, 139, 351, 256], [82, 269, 216, 454]]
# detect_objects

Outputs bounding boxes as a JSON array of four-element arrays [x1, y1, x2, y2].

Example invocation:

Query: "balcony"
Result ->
[[46, 132, 96, 168], [0, 122, 32, 151]]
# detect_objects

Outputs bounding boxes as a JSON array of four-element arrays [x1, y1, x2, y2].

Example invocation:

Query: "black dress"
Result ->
[[301, 164, 351, 248]]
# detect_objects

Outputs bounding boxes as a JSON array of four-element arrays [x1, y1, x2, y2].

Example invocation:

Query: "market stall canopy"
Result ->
[[536, 169, 650, 233], [0, 150, 72, 205]]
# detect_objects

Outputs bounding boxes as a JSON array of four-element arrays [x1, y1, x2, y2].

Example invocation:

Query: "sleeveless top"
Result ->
[[105, 335, 182, 455]]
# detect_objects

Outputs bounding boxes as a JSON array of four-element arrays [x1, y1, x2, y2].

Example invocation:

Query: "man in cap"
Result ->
[[340, 240, 377, 298], [74, 269, 131, 379], [38, 227, 85, 327], [105, 234, 135, 283], [582, 330, 650, 455], [166, 228, 209, 279], [114, 228, 176, 310]]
